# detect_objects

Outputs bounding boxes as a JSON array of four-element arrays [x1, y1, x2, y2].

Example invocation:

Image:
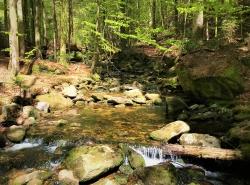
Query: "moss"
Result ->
[[240, 143, 250, 160], [128, 149, 145, 169]]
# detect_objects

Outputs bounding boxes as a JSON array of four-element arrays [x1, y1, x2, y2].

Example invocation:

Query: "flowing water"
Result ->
[[0, 105, 250, 184]]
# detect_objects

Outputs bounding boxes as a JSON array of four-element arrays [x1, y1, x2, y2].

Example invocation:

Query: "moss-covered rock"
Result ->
[[177, 49, 244, 101], [36, 92, 73, 110], [166, 96, 188, 119], [127, 163, 178, 185], [128, 149, 145, 169], [63, 145, 124, 182], [228, 121, 250, 143]]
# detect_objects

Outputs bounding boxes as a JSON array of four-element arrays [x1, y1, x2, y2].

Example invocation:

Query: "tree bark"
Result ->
[[8, 0, 19, 75], [52, 0, 58, 60], [17, 0, 25, 58], [4, 0, 8, 31], [68, 0, 73, 51], [162, 144, 243, 160], [59, 0, 68, 64], [150, 0, 156, 29], [35, 0, 41, 58], [192, 5, 204, 41]]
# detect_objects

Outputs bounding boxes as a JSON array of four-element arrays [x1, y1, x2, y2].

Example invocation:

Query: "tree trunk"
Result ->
[[68, 0, 73, 51], [59, 0, 68, 64], [52, 0, 58, 61], [4, 0, 8, 31], [150, 0, 156, 29], [162, 144, 243, 160], [35, 0, 41, 58], [192, 4, 204, 41], [8, 0, 19, 75], [17, 0, 25, 58], [42, 1, 47, 47]]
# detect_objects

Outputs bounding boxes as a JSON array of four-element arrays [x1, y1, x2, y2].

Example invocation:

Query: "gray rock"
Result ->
[[64, 145, 124, 182], [62, 85, 78, 98], [179, 133, 221, 148], [36, 102, 50, 113], [145, 93, 162, 105], [6, 125, 26, 143], [190, 111, 218, 121], [91, 93, 105, 102], [132, 97, 147, 104], [124, 89, 143, 98], [150, 121, 190, 141], [107, 97, 133, 105]]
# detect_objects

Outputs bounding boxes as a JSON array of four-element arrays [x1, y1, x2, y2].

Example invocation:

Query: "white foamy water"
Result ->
[[5, 138, 43, 151], [129, 145, 187, 168]]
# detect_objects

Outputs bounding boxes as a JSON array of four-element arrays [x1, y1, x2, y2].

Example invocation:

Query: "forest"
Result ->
[[0, 0, 250, 185]]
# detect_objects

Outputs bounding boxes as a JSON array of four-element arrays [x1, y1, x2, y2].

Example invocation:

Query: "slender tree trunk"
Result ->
[[150, 0, 156, 29], [42, 1, 47, 46], [9, 0, 19, 75], [205, 18, 209, 40], [68, 0, 73, 51], [17, 0, 25, 58], [120, 0, 127, 49], [52, 0, 58, 60], [215, 16, 218, 38], [59, 0, 68, 64], [160, 0, 166, 28], [35, 0, 41, 58], [174, 0, 179, 33]]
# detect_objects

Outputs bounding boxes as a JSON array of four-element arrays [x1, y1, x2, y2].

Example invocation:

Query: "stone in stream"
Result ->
[[8, 169, 52, 185], [179, 133, 221, 148], [6, 125, 26, 143], [107, 97, 133, 106], [127, 163, 178, 185], [62, 85, 78, 98], [124, 89, 143, 98], [150, 121, 190, 141], [145, 93, 162, 105], [132, 97, 147, 104], [36, 92, 73, 110], [92, 177, 119, 185], [128, 148, 146, 169], [63, 145, 124, 182], [23, 117, 36, 127]]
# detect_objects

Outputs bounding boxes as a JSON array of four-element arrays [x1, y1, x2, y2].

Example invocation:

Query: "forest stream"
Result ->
[[0, 105, 250, 185]]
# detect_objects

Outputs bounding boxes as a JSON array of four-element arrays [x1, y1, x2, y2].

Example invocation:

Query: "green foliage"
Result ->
[[222, 18, 238, 43]]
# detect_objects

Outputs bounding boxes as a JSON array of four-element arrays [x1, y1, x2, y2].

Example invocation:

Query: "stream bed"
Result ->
[[0, 105, 250, 184]]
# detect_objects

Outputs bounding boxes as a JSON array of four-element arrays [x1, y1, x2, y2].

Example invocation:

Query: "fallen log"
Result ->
[[162, 144, 243, 160]]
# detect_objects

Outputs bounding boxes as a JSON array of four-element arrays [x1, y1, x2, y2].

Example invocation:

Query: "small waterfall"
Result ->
[[129, 145, 178, 167]]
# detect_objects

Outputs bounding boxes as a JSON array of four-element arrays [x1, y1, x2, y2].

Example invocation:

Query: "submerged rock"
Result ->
[[150, 121, 190, 141], [6, 125, 26, 143], [179, 133, 221, 148], [64, 145, 124, 182], [36, 92, 73, 110], [128, 148, 145, 169], [62, 85, 78, 98], [127, 163, 178, 185]]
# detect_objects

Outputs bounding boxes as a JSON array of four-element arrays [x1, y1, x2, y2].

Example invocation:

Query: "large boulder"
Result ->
[[179, 133, 221, 148], [127, 163, 178, 185], [58, 169, 79, 185], [36, 92, 73, 110], [177, 49, 244, 101], [145, 93, 162, 105], [150, 121, 190, 141], [92, 177, 119, 185], [63, 145, 124, 182], [6, 125, 26, 143]]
